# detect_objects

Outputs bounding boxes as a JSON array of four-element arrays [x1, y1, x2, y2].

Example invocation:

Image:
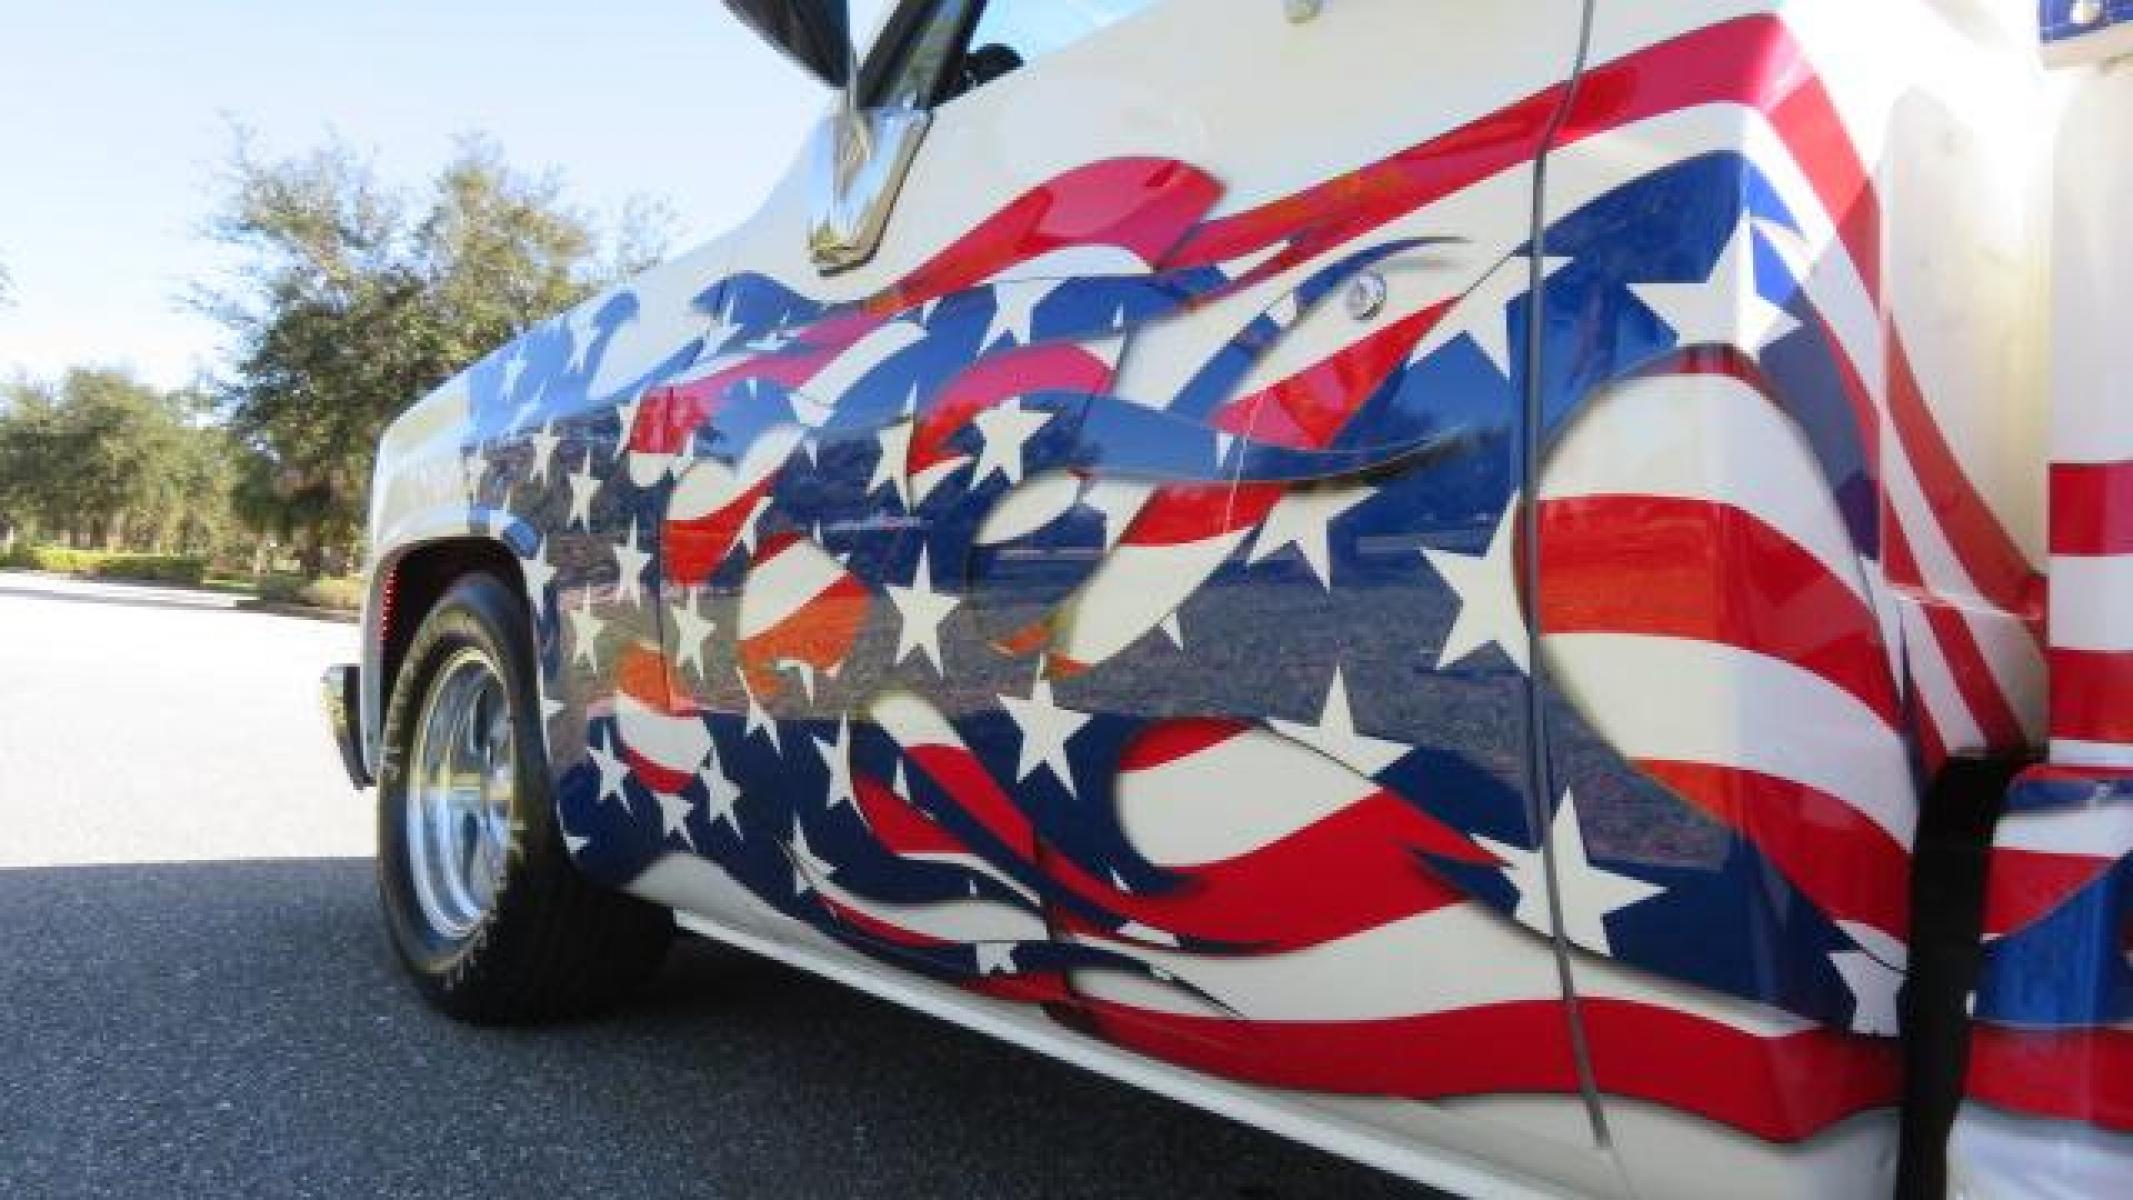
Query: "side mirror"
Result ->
[[807, 106, 931, 274], [721, 0, 853, 88]]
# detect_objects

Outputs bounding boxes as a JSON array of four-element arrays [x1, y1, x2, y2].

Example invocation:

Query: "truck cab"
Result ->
[[326, 2, 2133, 1196]]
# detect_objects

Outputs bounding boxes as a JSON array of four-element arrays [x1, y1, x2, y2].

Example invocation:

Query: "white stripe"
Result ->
[[868, 688, 963, 751], [1540, 372, 1872, 605], [815, 871, 1050, 946], [1116, 727, 1379, 867], [2050, 738, 2133, 770], [1896, 595, 1985, 754], [1542, 633, 1916, 844], [669, 424, 805, 521], [2051, 554, 2133, 653], [976, 470, 1083, 546], [737, 537, 850, 638], [796, 320, 930, 409], [1053, 530, 1250, 667], [1962, 604, 2046, 745], [1070, 903, 1812, 1036], [989, 243, 1149, 282], [614, 692, 712, 780], [1995, 803, 2133, 860]]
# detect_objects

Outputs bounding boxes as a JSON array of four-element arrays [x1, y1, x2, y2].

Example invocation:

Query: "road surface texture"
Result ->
[[0, 572, 1434, 1199]]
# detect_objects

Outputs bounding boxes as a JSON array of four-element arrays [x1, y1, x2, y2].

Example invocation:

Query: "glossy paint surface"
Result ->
[[357, 3, 2069, 1197]]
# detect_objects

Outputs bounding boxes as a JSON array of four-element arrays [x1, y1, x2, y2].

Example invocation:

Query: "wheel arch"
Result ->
[[361, 533, 531, 780]]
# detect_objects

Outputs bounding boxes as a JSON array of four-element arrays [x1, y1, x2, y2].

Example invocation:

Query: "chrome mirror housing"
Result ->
[[807, 105, 932, 274]]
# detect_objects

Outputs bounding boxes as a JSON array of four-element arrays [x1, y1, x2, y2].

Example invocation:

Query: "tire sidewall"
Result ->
[[376, 572, 560, 999]]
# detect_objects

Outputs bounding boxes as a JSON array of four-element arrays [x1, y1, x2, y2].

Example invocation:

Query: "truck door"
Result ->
[[659, 0, 1609, 1177]]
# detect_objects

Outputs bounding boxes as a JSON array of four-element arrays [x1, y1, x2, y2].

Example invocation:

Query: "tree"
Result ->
[[201, 134, 667, 576], [0, 369, 235, 553]]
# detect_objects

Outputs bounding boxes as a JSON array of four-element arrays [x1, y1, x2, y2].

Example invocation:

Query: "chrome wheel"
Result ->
[[405, 647, 517, 941]]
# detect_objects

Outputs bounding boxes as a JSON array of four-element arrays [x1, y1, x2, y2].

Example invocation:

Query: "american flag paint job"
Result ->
[[364, 4, 2068, 1194]]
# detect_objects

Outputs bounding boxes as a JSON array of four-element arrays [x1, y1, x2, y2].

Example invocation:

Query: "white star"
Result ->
[[981, 278, 1063, 353], [655, 791, 697, 849], [565, 465, 599, 531], [540, 691, 565, 731], [614, 393, 644, 450], [699, 750, 745, 837], [736, 494, 773, 556], [775, 658, 819, 704], [1420, 498, 1529, 674], [814, 718, 857, 812], [869, 420, 915, 509], [528, 423, 562, 486], [970, 400, 1055, 487], [1477, 790, 1663, 953], [1158, 612, 1184, 650], [742, 679, 781, 753], [521, 539, 558, 605], [613, 519, 651, 608], [1269, 667, 1410, 778], [589, 730, 630, 805], [998, 676, 1091, 794], [1247, 484, 1376, 589], [702, 301, 745, 353], [975, 943, 1017, 976], [786, 818, 835, 896], [669, 590, 718, 680], [1833, 921, 1907, 1036], [1631, 217, 1801, 355], [886, 548, 958, 674], [568, 591, 603, 670], [1412, 256, 1573, 377], [501, 348, 529, 398]]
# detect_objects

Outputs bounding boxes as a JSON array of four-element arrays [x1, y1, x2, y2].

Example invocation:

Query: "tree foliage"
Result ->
[[201, 134, 667, 575], [0, 369, 238, 555]]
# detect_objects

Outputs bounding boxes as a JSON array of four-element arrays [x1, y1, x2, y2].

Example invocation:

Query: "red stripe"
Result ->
[[2050, 647, 2133, 746], [872, 158, 1221, 313], [1886, 519, 2029, 752], [1078, 996, 1897, 1142], [908, 344, 1111, 475], [1981, 845, 2119, 940], [1885, 346, 2046, 628], [1968, 1025, 2133, 1132], [1642, 760, 1911, 939], [737, 572, 871, 698], [663, 476, 777, 588], [1919, 599, 2027, 753], [1211, 306, 1447, 450], [908, 740, 1481, 950], [1116, 718, 1250, 773], [1539, 493, 1902, 729], [620, 747, 695, 798], [1120, 482, 1282, 547], [2052, 461, 2133, 557], [854, 772, 968, 860], [1113, 793, 1479, 951]]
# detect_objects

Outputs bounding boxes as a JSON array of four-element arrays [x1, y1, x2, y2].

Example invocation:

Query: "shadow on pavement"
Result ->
[[0, 859, 1434, 1200]]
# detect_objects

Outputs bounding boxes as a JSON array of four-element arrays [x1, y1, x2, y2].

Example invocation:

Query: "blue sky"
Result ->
[[0, 0, 888, 390]]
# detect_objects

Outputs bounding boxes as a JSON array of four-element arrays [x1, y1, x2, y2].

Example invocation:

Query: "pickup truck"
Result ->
[[321, 2, 2133, 1195]]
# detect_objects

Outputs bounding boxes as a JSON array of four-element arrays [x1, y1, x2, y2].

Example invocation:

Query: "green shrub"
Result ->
[[1, 544, 207, 585], [298, 577, 364, 612], [256, 572, 362, 612]]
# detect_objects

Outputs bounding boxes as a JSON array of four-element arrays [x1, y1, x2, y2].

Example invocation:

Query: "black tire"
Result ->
[[376, 570, 671, 1023]]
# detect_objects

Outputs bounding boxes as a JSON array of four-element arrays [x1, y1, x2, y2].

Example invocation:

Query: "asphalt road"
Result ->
[[0, 571, 1432, 1199]]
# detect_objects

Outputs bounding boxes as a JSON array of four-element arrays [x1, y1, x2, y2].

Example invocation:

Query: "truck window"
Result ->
[[945, 0, 1159, 101]]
